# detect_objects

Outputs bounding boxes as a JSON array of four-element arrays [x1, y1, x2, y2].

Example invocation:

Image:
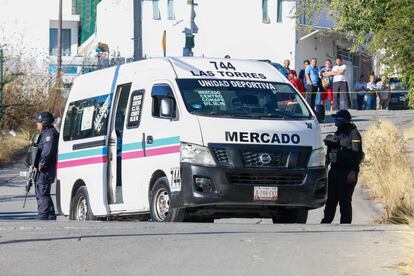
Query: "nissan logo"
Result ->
[[259, 153, 272, 165]]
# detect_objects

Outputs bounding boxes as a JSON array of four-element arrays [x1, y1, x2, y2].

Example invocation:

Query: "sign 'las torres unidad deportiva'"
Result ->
[[190, 61, 268, 80]]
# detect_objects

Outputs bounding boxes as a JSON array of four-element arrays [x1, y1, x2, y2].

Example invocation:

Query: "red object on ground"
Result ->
[[289, 77, 305, 95]]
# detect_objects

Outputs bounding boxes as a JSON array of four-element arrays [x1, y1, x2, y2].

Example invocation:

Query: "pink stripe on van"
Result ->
[[122, 150, 145, 160], [122, 145, 180, 160], [57, 156, 107, 169], [146, 145, 180, 157]]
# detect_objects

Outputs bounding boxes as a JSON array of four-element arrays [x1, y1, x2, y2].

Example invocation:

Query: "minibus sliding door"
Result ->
[[108, 83, 132, 204]]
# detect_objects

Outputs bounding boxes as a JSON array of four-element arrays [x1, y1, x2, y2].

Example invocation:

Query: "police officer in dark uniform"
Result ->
[[34, 112, 59, 220], [321, 110, 364, 224]]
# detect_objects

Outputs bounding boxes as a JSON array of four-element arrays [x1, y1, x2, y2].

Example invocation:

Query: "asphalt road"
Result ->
[[0, 109, 413, 276]]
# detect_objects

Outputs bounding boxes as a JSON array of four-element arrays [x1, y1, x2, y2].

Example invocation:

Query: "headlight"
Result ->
[[308, 147, 326, 167], [180, 142, 216, 167]]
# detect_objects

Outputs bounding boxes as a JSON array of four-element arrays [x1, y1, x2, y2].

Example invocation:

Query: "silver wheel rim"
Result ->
[[154, 188, 170, 221], [76, 196, 88, 221]]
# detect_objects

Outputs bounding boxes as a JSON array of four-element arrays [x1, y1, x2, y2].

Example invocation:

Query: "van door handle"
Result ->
[[147, 136, 154, 144]]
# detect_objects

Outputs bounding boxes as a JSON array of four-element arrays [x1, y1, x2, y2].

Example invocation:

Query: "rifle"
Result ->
[[22, 134, 41, 208], [23, 169, 37, 208]]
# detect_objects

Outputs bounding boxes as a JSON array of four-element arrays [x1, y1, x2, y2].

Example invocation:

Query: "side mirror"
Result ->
[[160, 98, 174, 119]]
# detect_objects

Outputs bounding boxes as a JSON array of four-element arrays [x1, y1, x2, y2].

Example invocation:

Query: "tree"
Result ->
[[297, 0, 414, 107], [0, 30, 51, 132]]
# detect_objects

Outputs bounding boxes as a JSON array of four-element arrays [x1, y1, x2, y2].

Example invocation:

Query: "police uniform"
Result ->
[[34, 113, 59, 220], [321, 110, 363, 224]]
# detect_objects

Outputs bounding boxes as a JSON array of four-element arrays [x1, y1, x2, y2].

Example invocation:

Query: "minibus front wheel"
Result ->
[[149, 177, 184, 222], [70, 186, 97, 221]]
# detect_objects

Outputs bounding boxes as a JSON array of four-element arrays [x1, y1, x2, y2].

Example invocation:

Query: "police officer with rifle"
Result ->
[[24, 112, 59, 220], [321, 110, 364, 224]]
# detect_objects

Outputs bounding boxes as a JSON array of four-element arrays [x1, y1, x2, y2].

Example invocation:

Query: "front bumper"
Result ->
[[171, 164, 327, 211]]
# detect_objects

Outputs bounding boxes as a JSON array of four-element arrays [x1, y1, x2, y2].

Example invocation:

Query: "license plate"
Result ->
[[254, 186, 278, 201]]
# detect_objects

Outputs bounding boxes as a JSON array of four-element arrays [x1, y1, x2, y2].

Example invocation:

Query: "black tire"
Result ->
[[69, 186, 97, 221], [149, 177, 185, 222], [272, 208, 308, 224]]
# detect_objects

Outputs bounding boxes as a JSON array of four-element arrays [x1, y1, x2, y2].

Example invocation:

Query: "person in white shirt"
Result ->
[[328, 57, 350, 110], [376, 75, 390, 110], [366, 75, 378, 110], [354, 75, 367, 110]]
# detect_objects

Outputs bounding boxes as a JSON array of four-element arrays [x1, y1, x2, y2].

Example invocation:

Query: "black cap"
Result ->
[[36, 112, 55, 127], [332, 109, 352, 122]]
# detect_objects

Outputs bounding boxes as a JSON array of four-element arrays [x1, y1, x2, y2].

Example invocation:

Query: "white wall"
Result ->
[[193, 0, 297, 62], [295, 33, 335, 71], [96, 0, 298, 63], [96, 0, 134, 58]]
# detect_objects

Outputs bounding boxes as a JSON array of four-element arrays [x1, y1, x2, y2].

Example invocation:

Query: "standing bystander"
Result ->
[[320, 59, 334, 111], [354, 75, 367, 110], [331, 57, 350, 110], [299, 60, 310, 88], [305, 58, 319, 109], [288, 70, 305, 95], [366, 75, 378, 110], [377, 76, 390, 110]]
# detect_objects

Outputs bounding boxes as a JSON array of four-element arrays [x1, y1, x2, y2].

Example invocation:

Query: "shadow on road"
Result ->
[[0, 211, 37, 221], [0, 227, 399, 245]]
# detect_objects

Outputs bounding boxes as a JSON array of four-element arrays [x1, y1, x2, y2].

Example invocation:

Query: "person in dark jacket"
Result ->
[[34, 112, 59, 220], [321, 110, 363, 224]]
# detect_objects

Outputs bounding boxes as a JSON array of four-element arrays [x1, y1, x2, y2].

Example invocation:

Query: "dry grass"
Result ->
[[406, 127, 414, 142], [0, 132, 31, 166], [359, 121, 414, 224], [360, 122, 414, 275]]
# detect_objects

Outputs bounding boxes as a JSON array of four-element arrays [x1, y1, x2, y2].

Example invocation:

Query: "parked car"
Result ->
[[388, 78, 409, 110]]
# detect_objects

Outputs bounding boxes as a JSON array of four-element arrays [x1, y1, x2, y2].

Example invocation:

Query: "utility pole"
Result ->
[[0, 47, 3, 124], [57, 0, 63, 84], [133, 0, 143, 61]]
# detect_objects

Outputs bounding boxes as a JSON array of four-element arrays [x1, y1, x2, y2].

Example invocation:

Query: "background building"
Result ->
[[81, 0, 372, 93], [0, 0, 83, 87]]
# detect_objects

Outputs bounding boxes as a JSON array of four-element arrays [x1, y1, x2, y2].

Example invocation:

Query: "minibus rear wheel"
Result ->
[[70, 186, 96, 221], [272, 208, 308, 224], [149, 177, 184, 222]]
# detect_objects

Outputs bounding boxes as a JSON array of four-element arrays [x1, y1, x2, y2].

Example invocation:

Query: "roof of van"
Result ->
[[168, 57, 287, 83]]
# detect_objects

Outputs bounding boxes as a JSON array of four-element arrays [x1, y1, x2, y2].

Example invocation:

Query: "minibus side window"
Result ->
[[127, 90, 145, 128], [151, 84, 177, 119], [63, 94, 110, 141]]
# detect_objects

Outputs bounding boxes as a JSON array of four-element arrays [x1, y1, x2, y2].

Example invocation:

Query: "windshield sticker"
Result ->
[[197, 80, 275, 90], [94, 95, 110, 133], [196, 90, 226, 106], [80, 106, 95, 131]]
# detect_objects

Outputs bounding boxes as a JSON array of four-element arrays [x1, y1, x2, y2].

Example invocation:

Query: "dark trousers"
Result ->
[[35, 172, 56, 220], [357, 94, 365, 110], [366, 95, 376, 110], [305, 85, 318, 110], [332, 81, 350, 110], [321, 167, 356, 224]]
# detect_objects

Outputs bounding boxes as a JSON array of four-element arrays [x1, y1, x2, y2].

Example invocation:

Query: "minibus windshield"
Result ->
[[176, 79, 311, 119]]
